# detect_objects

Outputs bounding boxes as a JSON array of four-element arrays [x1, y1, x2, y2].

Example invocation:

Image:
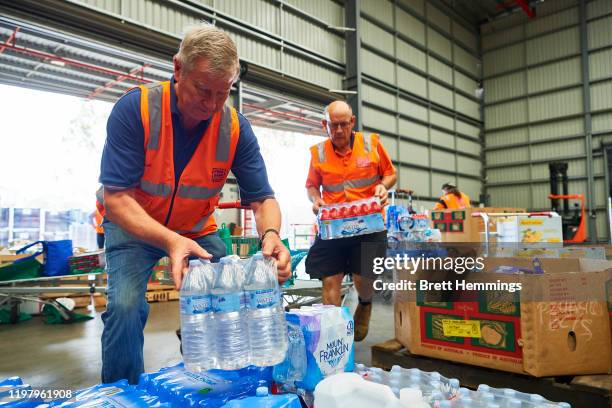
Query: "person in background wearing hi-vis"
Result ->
[[433, 182, 471, 210], [90, 187, 106, 249], [98, 24, 291, 385], [91, 203, 105, 249], [305, 100, 397, 342]]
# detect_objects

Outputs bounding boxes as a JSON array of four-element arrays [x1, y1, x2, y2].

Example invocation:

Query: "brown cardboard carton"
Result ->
[[0, 253, 29, 266], [394, 257, 612, 376], [430, 207, 525, 243]]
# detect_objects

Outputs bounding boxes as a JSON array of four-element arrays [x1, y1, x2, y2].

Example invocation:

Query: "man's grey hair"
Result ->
[[176, 24, 240, 78]]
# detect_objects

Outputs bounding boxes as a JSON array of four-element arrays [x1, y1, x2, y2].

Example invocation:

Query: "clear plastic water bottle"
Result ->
[[245, 252, 288, 366], [211, 255, 250, 370], [180, 259, 216, 372], [273, 320, 306, 384]]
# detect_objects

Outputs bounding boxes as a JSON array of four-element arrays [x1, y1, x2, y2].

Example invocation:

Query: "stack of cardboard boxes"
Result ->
[[394, 257, 612, 376]]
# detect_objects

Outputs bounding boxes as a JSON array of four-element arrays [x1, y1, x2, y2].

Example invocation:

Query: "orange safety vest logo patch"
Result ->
[[212, 168, 229, 182]]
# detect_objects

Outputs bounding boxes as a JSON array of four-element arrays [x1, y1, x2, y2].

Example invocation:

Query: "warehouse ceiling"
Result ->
[[440, 0, 544, 25], [0, 16, 324, 136]]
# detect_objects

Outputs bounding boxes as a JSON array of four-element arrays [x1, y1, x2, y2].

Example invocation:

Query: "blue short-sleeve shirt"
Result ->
[[100, 77, 274, 205]]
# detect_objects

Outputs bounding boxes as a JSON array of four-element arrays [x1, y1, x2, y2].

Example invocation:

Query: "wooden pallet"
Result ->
[[371, 339, 612, 408], [145, 284, 178, 303]]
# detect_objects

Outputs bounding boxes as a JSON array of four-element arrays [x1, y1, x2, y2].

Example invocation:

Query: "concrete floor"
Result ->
[[0, 292, 395, 391]]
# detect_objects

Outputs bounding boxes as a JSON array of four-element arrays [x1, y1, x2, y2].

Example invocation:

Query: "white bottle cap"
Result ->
[[256, 386, 268, 397], [477, 384, 490, 392], [399, 387, 422, 401]]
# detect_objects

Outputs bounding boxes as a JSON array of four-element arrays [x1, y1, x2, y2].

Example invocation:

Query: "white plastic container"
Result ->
[[399, 388, 429, 408]]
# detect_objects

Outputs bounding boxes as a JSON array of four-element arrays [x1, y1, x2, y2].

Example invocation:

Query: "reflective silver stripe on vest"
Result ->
[[344, 174, 379, 189], [322, 182, 344, 193], [362, 133, 372, 153], [322, 174, 380, 193], [317, 142, 326, 163], [215, 105, 232, 162], [176, 213, 211, 234], [140, 180, 172, 197], [177, 185, 223, 200], [146, 83, 163, 150]]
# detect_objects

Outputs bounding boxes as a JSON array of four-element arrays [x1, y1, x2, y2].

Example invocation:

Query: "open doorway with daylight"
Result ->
[[0, 16, 327, 253]]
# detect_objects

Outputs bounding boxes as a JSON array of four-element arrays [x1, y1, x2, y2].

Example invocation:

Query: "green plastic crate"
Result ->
[[223, 236, 260, 257]]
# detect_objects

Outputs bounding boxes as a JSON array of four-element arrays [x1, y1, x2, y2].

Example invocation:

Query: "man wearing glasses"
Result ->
[[305, 100, 397, 341], [99, 24, 290, 384]]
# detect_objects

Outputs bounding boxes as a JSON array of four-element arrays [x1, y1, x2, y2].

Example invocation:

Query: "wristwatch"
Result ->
[[259, 228, 280, 248]]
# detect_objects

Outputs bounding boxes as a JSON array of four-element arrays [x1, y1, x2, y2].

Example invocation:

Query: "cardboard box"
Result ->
[[394, 257, 612, 376], [494, 246, 606, 259], [496, 215, 563, 244], [68, 250, 104, 274], [0, 253, 30, 266], [150, 257, 172, 284], [431, 208, 525, 243]]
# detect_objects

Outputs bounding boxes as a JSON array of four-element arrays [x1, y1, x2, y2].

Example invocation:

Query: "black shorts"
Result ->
[[305, 230, 387, 280]]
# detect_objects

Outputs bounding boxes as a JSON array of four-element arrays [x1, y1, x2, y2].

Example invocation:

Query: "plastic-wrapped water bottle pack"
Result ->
[[0, 376, 44, 407], [180, 253, 288, 372], [350, 364, 572, 408], [317, 197, 386, 240], [4, 363, 294, 408]]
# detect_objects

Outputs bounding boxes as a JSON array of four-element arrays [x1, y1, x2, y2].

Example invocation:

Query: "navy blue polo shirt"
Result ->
[[100, 77, 274, 205]]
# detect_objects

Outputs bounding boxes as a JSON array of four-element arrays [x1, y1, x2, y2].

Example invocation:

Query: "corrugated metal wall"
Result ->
[[69, 0, 346, 91], [359, 0, 482, 209], [481, 0, 612, 241]]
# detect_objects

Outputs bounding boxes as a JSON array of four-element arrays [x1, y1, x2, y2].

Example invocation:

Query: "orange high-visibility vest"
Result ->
[[95, 187, 106, 234], [434, 192, 471, 210], [310, 132, 382, 204], [94, 207, 104, 234], [134, 81, 240, 238]]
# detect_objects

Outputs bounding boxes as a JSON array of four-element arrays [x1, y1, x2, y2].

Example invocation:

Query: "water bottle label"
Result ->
[[211, 293, 243, 312], [180, 295, 211, 314], [247, 288, 280, 309]]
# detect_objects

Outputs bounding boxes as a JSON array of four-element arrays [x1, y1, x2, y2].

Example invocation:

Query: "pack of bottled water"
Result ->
[[138, 362, 273, 407], [180, 253, 288, 372], [221, 386, 301, 408], [0, 376, 44, 407], [352, 365, 572, 408], [30, 379, 170, 407], [318, 197, 386, 240], [387, 211, 442, 248], [273, 304, 354, 392]]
